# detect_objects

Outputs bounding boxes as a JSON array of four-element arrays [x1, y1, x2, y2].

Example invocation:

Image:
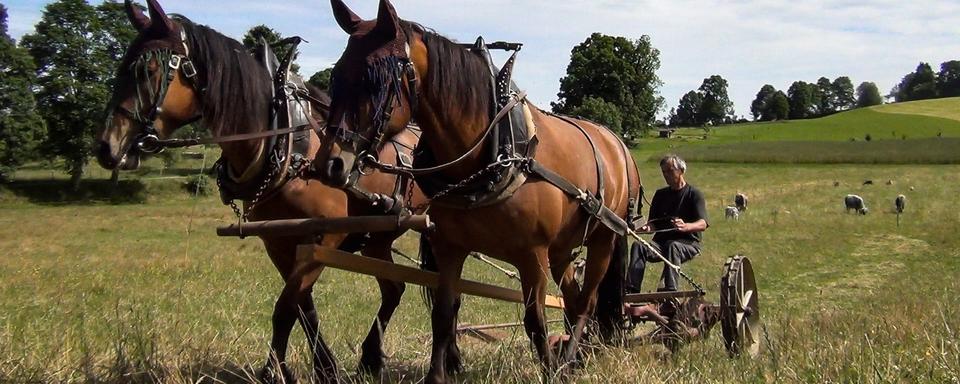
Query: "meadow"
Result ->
[[1, 98, 959, 383], [2, 161, 958, 383]]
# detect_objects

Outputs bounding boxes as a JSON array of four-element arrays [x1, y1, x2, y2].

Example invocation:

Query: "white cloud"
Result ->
[[7, 0, 959, 118]]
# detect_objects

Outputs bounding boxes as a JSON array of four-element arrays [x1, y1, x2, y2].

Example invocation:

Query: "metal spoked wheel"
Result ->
[[720, 255, 760, 357]]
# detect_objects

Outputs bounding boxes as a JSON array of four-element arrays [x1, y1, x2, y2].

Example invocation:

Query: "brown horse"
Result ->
[[94, 1, 423, 382], [314, 0, 642, 382]]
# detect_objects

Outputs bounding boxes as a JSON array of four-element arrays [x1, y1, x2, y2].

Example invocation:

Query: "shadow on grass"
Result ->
[[0, 179, 148, 205]]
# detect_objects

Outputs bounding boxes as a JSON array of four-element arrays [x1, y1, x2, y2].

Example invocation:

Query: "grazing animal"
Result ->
[[734, 192, 748, 211], [95, 1, 426, 381], [725, 206, 740, 220], [833, 181, 840, 187], [844, 194, 868, 215], [886, 179, 894, 185], [863, 180, 874, 185], [314, 1, 642, 380], [909, 186, 915, 191], [895, 194, 906, 214]]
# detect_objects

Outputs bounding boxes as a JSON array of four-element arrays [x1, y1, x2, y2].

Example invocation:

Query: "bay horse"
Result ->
[[94, 0, 423, 382], [314, 0, 642, 382]]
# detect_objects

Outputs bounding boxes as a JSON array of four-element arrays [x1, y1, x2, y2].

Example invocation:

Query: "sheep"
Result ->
[[895, 194, 906, 214], [833, 181, 840, 187], [886, 179, 894, 185], [734, 192, 748, 211], [725, 206, 740, 220], [863, 180, 874, 185], [845, 194, 868, 215]]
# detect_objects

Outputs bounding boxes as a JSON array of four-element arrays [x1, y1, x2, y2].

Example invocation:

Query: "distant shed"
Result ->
[[658, 129, 676, 138]]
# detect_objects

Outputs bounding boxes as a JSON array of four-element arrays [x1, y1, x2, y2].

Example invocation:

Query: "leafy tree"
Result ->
[[894, 62, 937, 102], [767, 91, 790, 121], [697, 75, 733, 125], [856, 81, 882, 108], [832, 76, 856, 111], [569, 96, 624, 138], [308, 67, 333, 90], [20, 0, 132, 189], [242, 24, 299, 74], [815, 77, 835, 115], [672, 91, 702, 127], [787, 81, 818, 119], [553, 33, 664, 144], [0, 4, 46, 181], [936, 60, 960, 98], [750, 84, 776, 121]]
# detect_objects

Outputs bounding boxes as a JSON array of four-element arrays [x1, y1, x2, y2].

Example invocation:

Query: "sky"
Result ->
[[6, 0, 960, 119]]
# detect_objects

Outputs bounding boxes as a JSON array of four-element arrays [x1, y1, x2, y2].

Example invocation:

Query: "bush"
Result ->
[[864, 133, 872, 141], [184, 174, 210, 196]]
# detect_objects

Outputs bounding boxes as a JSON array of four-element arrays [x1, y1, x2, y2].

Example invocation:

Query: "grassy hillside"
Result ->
[[636, 98, 960, 162]]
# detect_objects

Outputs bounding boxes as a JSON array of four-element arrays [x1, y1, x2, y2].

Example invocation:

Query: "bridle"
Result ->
[[114, 27, 202, 155]]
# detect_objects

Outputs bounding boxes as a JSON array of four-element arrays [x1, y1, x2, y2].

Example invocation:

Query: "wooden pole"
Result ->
[[300, 244, 564, 309], [216, 215, 433, 237]]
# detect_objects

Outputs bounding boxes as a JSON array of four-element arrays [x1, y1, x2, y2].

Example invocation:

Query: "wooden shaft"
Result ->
[[623, 290, 703, 304], [216, 215, 433, 237], [301, 244, 564, 309]]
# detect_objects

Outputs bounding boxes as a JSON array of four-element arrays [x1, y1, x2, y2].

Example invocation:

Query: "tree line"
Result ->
[[2, 0, 956, 182]]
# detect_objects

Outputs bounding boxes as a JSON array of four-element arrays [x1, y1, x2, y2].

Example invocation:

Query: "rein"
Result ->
[[365, 90, 527, 177]]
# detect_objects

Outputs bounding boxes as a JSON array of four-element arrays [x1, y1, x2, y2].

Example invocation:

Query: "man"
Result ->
[[628, 155, 708, 292]]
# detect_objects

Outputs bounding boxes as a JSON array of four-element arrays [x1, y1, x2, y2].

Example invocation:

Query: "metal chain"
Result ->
[[410, 156, 525, 213]]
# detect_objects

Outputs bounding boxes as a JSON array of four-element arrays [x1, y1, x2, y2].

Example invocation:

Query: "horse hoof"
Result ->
[[356, 356, 384, 377], [259, 363, 297, 384]]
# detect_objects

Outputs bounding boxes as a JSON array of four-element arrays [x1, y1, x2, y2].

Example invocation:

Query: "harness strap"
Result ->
[[525, 159, 629, 236]]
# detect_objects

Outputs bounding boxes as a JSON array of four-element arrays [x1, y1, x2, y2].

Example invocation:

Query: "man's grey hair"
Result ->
[[660, 154, 687, 173]]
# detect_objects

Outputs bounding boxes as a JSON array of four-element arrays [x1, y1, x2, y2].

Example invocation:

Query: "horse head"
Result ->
[[316, 0, 419, 188], [96, 0, 202, 170]]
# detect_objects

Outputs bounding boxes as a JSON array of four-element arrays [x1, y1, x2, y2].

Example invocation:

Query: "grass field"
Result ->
[[2, 162, 958, 383], [633, 98, 960, 161]]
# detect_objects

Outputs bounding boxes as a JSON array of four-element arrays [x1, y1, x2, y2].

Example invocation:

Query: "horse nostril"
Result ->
[[324, 158, 348, 186]]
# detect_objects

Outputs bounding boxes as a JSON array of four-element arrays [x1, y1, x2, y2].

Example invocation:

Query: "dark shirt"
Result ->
[[648, 184, 708, 244]]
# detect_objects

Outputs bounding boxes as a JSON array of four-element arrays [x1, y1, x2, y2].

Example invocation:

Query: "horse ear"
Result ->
[[372, 0, 399, 39], [124, 0, 150, 31], [330, 0, 363, 34], [145, 0, 175, 34]]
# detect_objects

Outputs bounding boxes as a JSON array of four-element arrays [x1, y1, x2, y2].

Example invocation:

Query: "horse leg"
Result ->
[[357, 236, 406, 376], [550, 262, 581, 337], [560, 231, 616, 366], [516, 249, 556, 374], [424, 243, 468, 384], [263, 238, 341, 384]]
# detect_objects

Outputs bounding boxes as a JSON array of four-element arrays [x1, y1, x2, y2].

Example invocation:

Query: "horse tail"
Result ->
[[418, 232, 437, 309]]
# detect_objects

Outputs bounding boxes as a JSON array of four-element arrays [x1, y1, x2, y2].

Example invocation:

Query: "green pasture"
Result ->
[[2, 162, 958, 383], [634, 97, 960, 161]]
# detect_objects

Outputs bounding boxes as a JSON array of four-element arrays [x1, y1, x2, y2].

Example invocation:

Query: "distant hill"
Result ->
[[635, 97, 960, 163]]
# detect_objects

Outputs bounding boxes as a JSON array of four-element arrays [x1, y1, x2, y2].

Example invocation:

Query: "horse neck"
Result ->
[[415, 76, 495, 181]]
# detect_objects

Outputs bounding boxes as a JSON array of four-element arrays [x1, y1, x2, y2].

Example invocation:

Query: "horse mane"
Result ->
[[176, 16, 272, 137], [402, 21, 492, 124]]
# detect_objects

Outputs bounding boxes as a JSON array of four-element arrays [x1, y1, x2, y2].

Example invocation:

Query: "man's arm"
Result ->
[[673, 187, 709, 233]]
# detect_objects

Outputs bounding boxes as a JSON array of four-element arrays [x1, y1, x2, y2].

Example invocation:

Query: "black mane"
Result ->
[[177, 17, 272, 136], [403, 21, 493, 123]]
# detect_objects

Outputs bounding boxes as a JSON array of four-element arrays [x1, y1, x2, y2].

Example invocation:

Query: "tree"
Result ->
[[553, 33, 664, 144], [767, 91, 790, 121], [832, 76, 856, 111], [242, 24, 299, 74], [936, 60, 960, 98], [697, 75, 733, 125], [787, 81, 817, 119], [750, 84, 776, 121], [894, 62, 937, 102], [672, 90, 703, 127], [815, 77, 835, 115], [20, 0, 131, 189], [308, 67, 333, 90], [856, 81, 882, 108], [0, 4, 45, 181], [569, 96, 624, 138]]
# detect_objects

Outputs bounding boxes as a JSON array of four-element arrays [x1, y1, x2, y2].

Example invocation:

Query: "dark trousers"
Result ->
[[627, 240, 700, 292]]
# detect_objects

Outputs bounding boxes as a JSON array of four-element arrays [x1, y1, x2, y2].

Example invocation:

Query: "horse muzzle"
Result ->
[[321, 152, 356, 188]]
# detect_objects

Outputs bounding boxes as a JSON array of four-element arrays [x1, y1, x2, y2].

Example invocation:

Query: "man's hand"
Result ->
[[671, 217, 688, 232], [639, 224, 652, 233], [673, 217, 708, 233]]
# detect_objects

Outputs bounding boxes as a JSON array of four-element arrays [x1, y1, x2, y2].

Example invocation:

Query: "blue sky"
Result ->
[[6, 0, 960, 119]]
